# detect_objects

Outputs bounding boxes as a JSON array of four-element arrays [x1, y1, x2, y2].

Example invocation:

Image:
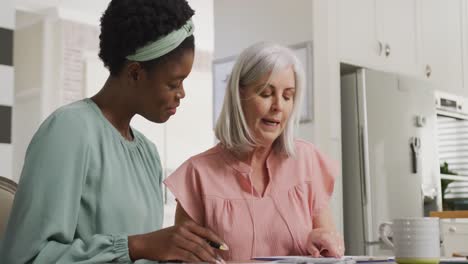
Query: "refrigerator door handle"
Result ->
[[359, 126, 368, 206]]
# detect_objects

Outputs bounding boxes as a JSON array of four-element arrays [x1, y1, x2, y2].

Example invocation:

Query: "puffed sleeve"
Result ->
[[164, 160, 205, 225], [310, 147, 338, 216]]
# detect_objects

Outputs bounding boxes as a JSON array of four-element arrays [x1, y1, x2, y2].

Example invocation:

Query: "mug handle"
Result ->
[[379, 222, 394, 249]]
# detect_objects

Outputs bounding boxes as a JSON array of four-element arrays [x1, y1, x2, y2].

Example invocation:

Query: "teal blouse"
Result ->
[[0, 99, 164, 263]]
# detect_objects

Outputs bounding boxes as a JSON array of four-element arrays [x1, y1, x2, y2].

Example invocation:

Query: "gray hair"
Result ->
[[214, 42, 305, 156]]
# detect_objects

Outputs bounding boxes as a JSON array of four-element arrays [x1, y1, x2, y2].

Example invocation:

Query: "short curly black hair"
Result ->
[[99, 0, 195, 75]]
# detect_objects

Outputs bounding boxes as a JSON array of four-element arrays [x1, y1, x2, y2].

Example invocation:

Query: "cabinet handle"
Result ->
[[385, 43, 391, 57], [425, 64, 432, 78], [448, 226, 457, 233], [378, 41, 384, 56]]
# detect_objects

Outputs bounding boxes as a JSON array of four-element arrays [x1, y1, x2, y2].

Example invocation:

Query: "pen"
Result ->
[[207, 240, 229, 251]]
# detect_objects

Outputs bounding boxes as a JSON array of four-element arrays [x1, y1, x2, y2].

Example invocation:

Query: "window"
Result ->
[[437, 114, 468, 177]]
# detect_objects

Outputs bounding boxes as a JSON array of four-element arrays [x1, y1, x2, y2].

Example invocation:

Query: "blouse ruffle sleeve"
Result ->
[[164, 160, 205, 225], [309, 146, 338, 216]]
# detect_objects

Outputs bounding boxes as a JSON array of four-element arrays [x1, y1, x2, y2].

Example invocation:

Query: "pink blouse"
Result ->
[[164, 140, 336, 260]]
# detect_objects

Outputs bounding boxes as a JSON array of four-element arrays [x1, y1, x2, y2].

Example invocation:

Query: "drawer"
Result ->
[[441, 221, 468, 257], [441, 221, 468, 235]]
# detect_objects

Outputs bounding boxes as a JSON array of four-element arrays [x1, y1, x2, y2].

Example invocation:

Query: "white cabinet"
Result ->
[[338, 0, 418, 75], [338, 0, 468, 98], [375, 0, 418, 74], [441, 219, 468, 257], [338, 0, 379, 67], [418, 0, 464, 94]]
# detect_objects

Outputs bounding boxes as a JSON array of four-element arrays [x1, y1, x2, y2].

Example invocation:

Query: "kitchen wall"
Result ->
[[0, 0, 15, 179], [7, 0, 468, 232]]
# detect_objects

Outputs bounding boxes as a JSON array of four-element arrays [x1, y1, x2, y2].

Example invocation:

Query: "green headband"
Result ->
[[126, 19, 194, 62]]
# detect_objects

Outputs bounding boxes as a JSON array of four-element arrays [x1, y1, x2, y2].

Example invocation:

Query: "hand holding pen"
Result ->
[[208, 240, 229, 251], [128, 220, 229, 263]]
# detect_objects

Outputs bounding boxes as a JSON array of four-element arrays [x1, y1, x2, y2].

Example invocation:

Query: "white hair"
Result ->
[[214, 42, 306, 156]]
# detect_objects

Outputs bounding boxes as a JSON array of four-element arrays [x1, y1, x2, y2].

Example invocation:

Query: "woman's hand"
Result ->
[[306, 228, 345, 258], [128, 220, 226, 263]]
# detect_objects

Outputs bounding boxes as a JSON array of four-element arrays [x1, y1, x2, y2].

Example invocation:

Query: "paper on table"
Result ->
[[343, 256, 394, 262], [253, 256, 396, 263], [252, 256, 355, 264]]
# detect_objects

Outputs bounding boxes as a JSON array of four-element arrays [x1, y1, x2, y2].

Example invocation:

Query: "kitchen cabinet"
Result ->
[[441, 219, 468, 257], [429, 212, 468, 256], [338, 0, 418, 75], [338, 0, 379, 67], [375, 0, 418, 74], [418, 0, 464, 94]]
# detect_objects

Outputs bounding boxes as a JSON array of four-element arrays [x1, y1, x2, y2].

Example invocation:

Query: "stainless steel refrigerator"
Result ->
[[340, 68, 441, 256]]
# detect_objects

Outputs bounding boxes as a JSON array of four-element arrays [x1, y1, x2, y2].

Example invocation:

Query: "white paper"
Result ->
[[253, 256, 355, 264]]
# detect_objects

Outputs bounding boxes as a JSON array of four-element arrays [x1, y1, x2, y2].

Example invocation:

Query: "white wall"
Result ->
[[0, 0, 15, 30], [311, 0, 343, 232], [213, 0, 344, 232], [12, 11, 45, 181], [188, 0, 214, 51], [0, 66, 14, 179], [0, 66, 14, 107], [0, 144, 13, 179], [0, 0, 15, 179]]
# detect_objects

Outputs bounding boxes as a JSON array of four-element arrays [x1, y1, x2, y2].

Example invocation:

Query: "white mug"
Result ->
[[379, 217, 440, 264]]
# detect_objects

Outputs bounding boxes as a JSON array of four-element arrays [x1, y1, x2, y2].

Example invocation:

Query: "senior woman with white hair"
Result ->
[[164, 42, 344, 260]]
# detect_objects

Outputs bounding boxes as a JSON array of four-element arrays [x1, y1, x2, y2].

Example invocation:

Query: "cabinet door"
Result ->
[[419, 0, 464, 92], [337, 0, 380, 67], [376, 0, 418, 75], [441, 221, 468, 257]]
